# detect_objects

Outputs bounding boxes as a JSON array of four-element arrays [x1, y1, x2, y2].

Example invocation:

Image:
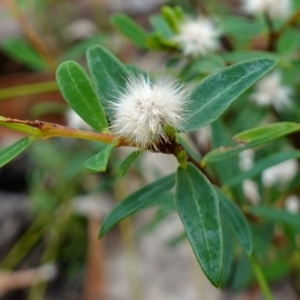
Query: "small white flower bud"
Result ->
[[242, 0, 292, 19], [262, 159, 298, 188], [250, 72, 293, 112], [285, 195, 300, 214], [174, 17, 220, 57], [110, 75, 187, 149]]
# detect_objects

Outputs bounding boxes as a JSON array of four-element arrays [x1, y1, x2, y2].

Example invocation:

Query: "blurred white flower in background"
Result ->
[[66, 109, 91, 130], [194, 125, 211, 153], [174, 17, 220, 57], [285, 195, 300, 214], [110, 75, 187, 149], [243, 180, 260, 204], [239, 149, 255, 171], [238, 150, 260, 203], [250, 72, 293, 112], [62, 19, 98, 42], [37, 264, 58, 282], [242, 0, 292, 19], [262, 159, 298, 187]]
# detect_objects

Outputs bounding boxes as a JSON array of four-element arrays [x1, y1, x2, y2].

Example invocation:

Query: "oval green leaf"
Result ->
[[233, 122, 300, 147], [0, 137, 34, 168], [202, 146, 243, 165], [216, 188, 252, 255], [85, 143, 116, 172], [225, 150, 300, 188], [110, 13, 148, 48], [184, 58, 278, 132], [175, 163, 223, 287], [119, 150, 143, 176], [2, 38, 48, 71], [219, 216, 234, 288], [99, 173, 176, 237], [202, 122, 300, 165], [86, 45, 129, 119], [56, 61, 108, 131], [150, 15, 174, 39]]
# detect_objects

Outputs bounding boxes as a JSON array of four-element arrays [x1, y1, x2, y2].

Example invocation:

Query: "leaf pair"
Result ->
[[99, 162, 252, 287], [56, 45, 128, 132]]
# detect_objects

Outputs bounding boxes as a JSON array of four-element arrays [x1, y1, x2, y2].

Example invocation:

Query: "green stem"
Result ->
[[0, 81, 58, 101], [249, 255, 274, 300]]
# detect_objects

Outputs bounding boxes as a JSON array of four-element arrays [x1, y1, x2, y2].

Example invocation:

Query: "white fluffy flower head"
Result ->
[[110, 75, 187, 149], [242, 0, 292, 19], [250, 72, 293, 111], [174, 17, 220, 57]]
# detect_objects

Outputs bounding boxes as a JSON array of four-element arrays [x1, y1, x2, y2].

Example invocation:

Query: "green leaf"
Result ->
[[210, 119, 244, 203], [59, 34, 105, 61], [184, 58, 278, 132], [161, 6, 180, 32], [249, 206, 300, 230], [233, 122, 300, 146], [202, 146, 243, 165], [85, 143, 116, 172], [221, 51, 278, 63], [1, 38, 48, 71], [126, 64, 150, 80], [219, 216, 234, 288], [277, 28, 300, 55], [56, 61, 108, 131], [216, 188, 252, 254], [225, 150, 300, 188], [175, 163, 223, 287], [202, 122, 300, 165], [99, 173, 176, 237], [110, 13, 148, 48], [86, 45, 129, 119], [0, 137, 34, 168], [150, 15, 174, 39], [146, 32, 177, 50], [231, 252, 253, 291], [119, 150, 142, 176]]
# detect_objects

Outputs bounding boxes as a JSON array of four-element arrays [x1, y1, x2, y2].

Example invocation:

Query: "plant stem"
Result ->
[[265, 13, 276, 51], [0, 117, 118, 144], [249, 255, 274, 300]]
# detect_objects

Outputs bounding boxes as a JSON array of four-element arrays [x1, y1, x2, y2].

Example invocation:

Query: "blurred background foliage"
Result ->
[[0, 0, 300, 299]]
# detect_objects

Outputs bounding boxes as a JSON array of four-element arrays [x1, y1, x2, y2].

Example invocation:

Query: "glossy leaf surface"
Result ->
[[0, 137, 34, 168], [202, 122, 300, 165], [110, 13, 148, 48], [87, 45, 129, 119], [217, 188, 252, 254], [175, 163, 222, 286], [99, 173, 176, 237], [85, 143, 116, 172], [119, 150, 142, 176], [184, 58, 278, 132], [56, 61, 108, 131]]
